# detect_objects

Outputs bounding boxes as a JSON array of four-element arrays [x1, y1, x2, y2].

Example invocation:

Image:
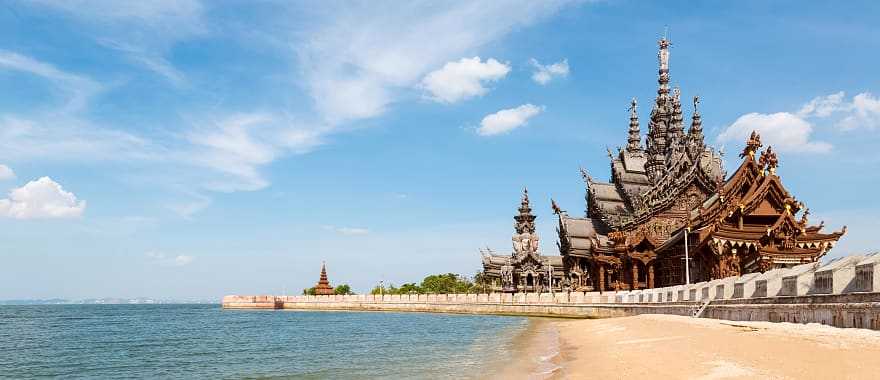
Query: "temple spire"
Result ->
[[666, 87, 685, 158], [645, 35, 673, 182], [688, 96, 704, 149], [514, 188, 536, 234], [626, 98, 641, 152], [657, 36, 671, 99]]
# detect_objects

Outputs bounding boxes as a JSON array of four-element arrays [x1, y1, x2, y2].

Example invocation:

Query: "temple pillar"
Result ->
[[648, 264, 655, 289], [598, 263, 605, 293], [632, 262, 640, 290]]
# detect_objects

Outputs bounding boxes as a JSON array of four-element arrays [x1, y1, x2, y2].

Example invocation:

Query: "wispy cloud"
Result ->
[[31, 0, 206, 85], [0, 50, 100, 111], [529, 58, 569, 85], [478, 104, 545, 136], [0, 2, 578, 217], [295, 1, 574, 125], [0, 177, 86, 219], [166, 191, 212, 219], [323, 225, 370, 236], [146, 251, 195, 266], [186, 113, 279, 192]]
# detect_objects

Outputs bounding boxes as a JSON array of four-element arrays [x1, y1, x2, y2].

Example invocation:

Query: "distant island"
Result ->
[[0, 298, 217, 305]]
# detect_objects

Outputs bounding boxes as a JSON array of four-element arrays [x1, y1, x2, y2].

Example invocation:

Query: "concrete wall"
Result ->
[[223, 255, 880, 329]]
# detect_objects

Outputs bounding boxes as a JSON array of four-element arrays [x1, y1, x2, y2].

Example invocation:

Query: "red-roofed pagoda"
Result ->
[[314, 262, 334, 295]]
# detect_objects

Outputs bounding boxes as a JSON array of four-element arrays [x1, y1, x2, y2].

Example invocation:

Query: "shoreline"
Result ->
[[487, 318, 564, 379]]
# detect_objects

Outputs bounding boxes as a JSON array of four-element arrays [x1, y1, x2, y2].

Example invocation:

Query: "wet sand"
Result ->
[[491, 318, 564, 379], [547, 314, 880, 379]]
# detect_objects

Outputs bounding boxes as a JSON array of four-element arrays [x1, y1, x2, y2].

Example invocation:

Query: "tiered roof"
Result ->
[[314, 262, 334, 295], [581, 37, 723, 231], [681, 132, 846, 268]]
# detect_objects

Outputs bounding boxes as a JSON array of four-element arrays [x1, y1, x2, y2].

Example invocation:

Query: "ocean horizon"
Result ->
[[0, 304, 532, 379]]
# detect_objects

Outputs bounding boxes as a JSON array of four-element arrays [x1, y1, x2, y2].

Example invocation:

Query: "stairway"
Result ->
[[692, 299, 711, 318]]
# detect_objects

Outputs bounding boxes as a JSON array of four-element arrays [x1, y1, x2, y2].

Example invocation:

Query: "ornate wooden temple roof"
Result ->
[[553, 36, 845, 285], [581, 37, 724, 232]]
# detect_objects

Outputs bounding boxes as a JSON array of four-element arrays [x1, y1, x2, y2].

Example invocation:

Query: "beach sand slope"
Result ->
[[551, 314, 880, 380]]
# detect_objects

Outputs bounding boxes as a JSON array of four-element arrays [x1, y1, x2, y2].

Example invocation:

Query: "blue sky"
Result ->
[[1, 1, 879, 299]]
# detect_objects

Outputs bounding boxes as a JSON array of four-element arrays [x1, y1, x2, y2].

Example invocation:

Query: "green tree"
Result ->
[[398, 283, 422, 294], [370, 283, 399, 295], [472, 271, 491, 294], [302, 287, 316, 295], [333, 284, 354, 295], [420, 273, 474, 294]]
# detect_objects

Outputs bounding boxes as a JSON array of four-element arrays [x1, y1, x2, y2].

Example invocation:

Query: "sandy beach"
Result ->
[[508, 314, 880, 380]]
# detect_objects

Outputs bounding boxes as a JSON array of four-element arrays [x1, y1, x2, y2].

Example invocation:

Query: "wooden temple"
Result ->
[[482, 36, 845, 292]]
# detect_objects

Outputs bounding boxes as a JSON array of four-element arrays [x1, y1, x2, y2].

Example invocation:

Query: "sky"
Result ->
[[1, 1, 879, 299]]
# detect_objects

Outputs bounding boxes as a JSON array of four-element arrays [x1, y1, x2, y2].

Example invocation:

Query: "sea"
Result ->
[[0, 304, 533, 379]]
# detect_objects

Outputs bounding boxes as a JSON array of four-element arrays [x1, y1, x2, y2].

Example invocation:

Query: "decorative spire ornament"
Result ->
[[740, 131, 762, 158], [626, 98, 642, 152], [688, 95, 704, 148]]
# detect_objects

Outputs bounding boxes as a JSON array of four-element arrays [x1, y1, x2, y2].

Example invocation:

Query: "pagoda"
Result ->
[[314, 262, 335, 295]]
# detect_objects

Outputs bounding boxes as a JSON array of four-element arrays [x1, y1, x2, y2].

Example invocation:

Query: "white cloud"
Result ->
[[0, 177, 86, 219], [146, 252, 195, 266], [478, 104, 545, 136], [795, 91, 880, 131], [421, 57, 511, 103], [323, 225, 370, 236], [797, 91, 845, 118], [296, 2, 573, 124], [717, 112, 831, 153], [174, 255, 195, 266], [0, 165, 15, 181], [838, 92, 880, 130], [529, 58, 569, 85]]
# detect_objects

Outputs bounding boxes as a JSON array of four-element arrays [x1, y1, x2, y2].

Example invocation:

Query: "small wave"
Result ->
[[538, 350, 559, 362], [535, 364, 562, 376]]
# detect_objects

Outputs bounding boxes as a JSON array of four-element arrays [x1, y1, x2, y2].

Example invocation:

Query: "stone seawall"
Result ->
[[224, 257, 880, 329], [222, 292, 880, 329]]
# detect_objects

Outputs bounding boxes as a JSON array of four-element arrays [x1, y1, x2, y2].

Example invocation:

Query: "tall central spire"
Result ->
[[645, 36, 674, 182], [657, 37, 671, 99]]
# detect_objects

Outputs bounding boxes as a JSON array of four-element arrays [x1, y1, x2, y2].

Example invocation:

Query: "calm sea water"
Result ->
[[0, 304, 529, 379]]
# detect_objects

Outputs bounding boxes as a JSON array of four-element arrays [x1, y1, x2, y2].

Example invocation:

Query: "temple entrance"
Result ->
[[526, 274, 534, 287]]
